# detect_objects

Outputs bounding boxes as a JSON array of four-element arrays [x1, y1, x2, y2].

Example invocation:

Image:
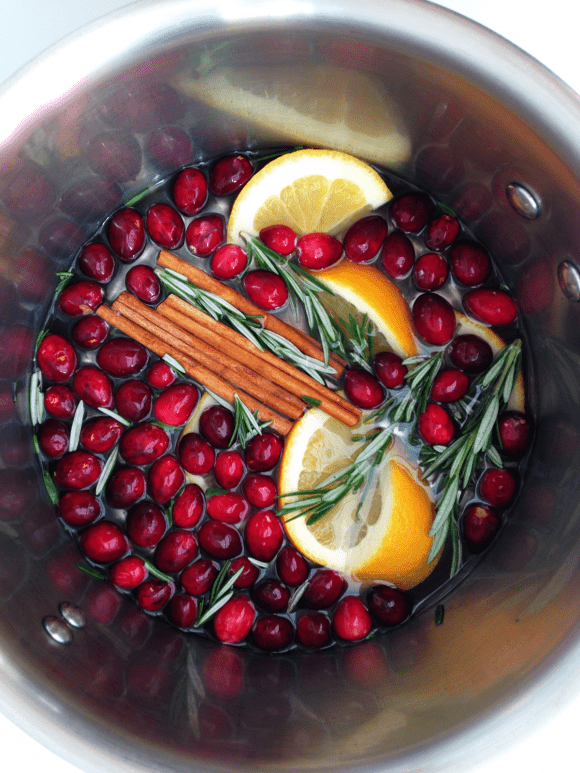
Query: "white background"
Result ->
[[1, 1, 580, 772]]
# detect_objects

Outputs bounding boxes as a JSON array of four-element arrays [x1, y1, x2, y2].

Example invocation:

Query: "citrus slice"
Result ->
[[278, 408, 440, 590], [227, 148, 392, 243]]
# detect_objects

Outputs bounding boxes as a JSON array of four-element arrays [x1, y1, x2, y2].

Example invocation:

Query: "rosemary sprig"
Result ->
[[55, 271, 74, 295], [208, 391, 271, 447], [195, 561, 244, 626]]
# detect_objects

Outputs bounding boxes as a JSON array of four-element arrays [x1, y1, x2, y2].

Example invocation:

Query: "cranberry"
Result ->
[[146, 203, 185, 249], [87, 131, 142, 182], [110, 555, 147, 589], [172, 484, 205, 528], [390, 192, 433, 233], [126, 501, 166, 547], [463, 288, 518, 326], [44, 385, 76, 418], [276, 545, 309, 586], [80, 521, 129, 563], [252, 614, 294, 651], [214, 451, 245, 489], [210, 154, 253, 196], [343, 215, 388, 263], [242, 473, 277, 508], [58, 490, 101, 527], [373, 351, 407, 389], [146, 127, 193, 170], [172, 167, 208, 216], [412, 293, 456, 345], [181, 559, 219, 595], [37, 419, 69, 458], [207, 492, 250, 524], [199, 405, 235, 448], [58, 280, 104, 316], [106, 466, 147, 508], [296, 232, 342, 270], [37, 334, 77, 383], [462, 503, 500, 552], [186, 214, 225, 257], [197, 520, 242, 559], [54, 451, 102, 489], [119, 422, 169, 465], [332, 596, 372, 641], [344, 368, 384, 409], [81, 416, 124, 454], [154, 530, 198, 573], [430, 368, 470, 402], [297, 612, 331, 649], [115, 379, 152, 422], [243, 270, 289, 310], [108, 208, 146, 262], [71, 316, 109, 349], [418, 403, 455, 445], [380, 230, 415, 278], [244, 509, 284, 561], [448, 334, 493, 374], [210, 244, 248, 280], [366, 585, 409, 626], [125, 265, 162, 304], [413, 252, 449, 291], [136, 579, 174, 612], [252, 579, 290, 612], [449, 243, 491, 286], [424, 213, 460, 250], [153, 383, 199, 426], [146, 361, 177, 389], [178, 432, 215, 475], [168, 593, 197, 628], [228, 556, 260, 588], [73, 366, 114, 408], [97, 338, 148, 377], [478, 468, 518, 508], [302, 569, 346, 609], [497, 411, 532, 457], [213, 595, 256, 643], [260, 225, 297, 256], [244, 432, 283, 472], [148, 454, 185, 504]]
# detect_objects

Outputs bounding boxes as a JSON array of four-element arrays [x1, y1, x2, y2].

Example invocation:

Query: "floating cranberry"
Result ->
[[168, 593, 197, 628], [125, 265, 162, 304], [178, 433, 215, 475], [418, 403, 455, 445], [297, 612, 331, 649], [81, 416, 123, 454], [478, 468, 518, 508], [119, 422, 169, 465], [207, 492, 250, 524], [214, 451, 245, 490], [172, 167, 208, 216], [260, 225, 297, 256], [38, 419, 69, 458], [390, 192, 433, 233], [197, 520, 242, 560], [106, 466, 146, 508], [462, 503, 500, 552], [296, 232, 342, 270], [87, 131, 142, 182], [78, 243, 116, 283], [148, 455, 185, 504], [72, 366, 113, 408], [136, 579, 174, 612], [58, 490, 101, 527], [126, 501, 166, 547], [58, 280, 104, 316], [80, 521, 129, 563], [97, 338, 148, 377], [450, 243, 491, 286], [448, 334, 493, 374], [54, 451, 102, 490], [424, 213, 460, 250], [251, 579, 290, 612], [71, 316, 109, 349], [37, 334, 77, 383], [412, 293, 456, 345], [154, 530, 198, 573], [171, 484, 204, 529], [186, 214, 225, 257], [430, 368, 470, 402], [146, 127, 193, 171], [242, 473, 277, 508], [413, 252, 449, 291], [244, 432, 283, 472], [380, 230, 415, 278], [115, 379, 152, 422], [243, 270, 289, 310], [302, 569, 346, 609], [107, 208, 146, 262], [146, 361, 176, 390], [210, 244, 248, 280], [211, 154, 253, 196], [181, 559, 219, 595], [373, 351, 407, 389], [199, 405, 235, 448], [146, 203, 184, 249], [110, 555, 147, 590], [228, 557, 260, 588], [344, 368, 384, 409], [366, 585, 409, 626], [252, 614, 294, 651], [213, 595, 256, 644], [333, 596, 372, 641], [276, 545, 309, 587], [44, 385, 76, 418], [153, 383, 199, 426], [343, 215, 388, 263], [244, 510, 284, 561], [463, 288, 518, 326], [497, 411, 532, 457]]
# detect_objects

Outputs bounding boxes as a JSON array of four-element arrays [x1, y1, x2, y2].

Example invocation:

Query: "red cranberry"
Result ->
[[168, 593, 197, 628], [87, 131, 142, 182], [108, 208, 146, 261], [178, 432, 215, 475], [58, 281, 104, 316], [412, 293, 456, 345], [276, 545, 309, 587], [424, 213, 460, 250], [380, 230, 415, 278], [296, 232, 342, 270], [418, 403, 455, 445], [207, 492, 250, 524], [97, 338, 148, 377], [463, 288, 518, 326], [243, 270, 289, 310], [213, 595, 256, 643], [71, 316, 109, 349], [199, 405, 235, 448], [181, 559, 219, 595], [210, 244, 248, 280], [81, 416, 124, 454], [244, 509, 284, 561], [172, 167, 208, 215], [210, 154, 253, 196], [110, 555, 147, 589], [172, 484, 205, 528], [449, 334, 494, 375], [390, 192, 433, 233], [297, 612, 331, 649], [119, 422, 169, 465], [148, 455, 185, 504], [478, 468, 518, 508], [38, 419, 69, 458], [366, 585, 409, 626], [430, 368, 470, 402], [228, 556, 260, 588], [80, 521, 129, 563], [302, 569, 346, 609], [244, 432, 283, 472], [146, 361, 176, 389], [343, 215, 389, 263], [344, 368, 384, 409], [58, 490, 101, 527], [497, 411, 532, 457], [373, 351, 407, 389], [154, 530, 198, 573], [37, 334, 77, 383], [242, 473, 277, 508], [197, 520, 242, 559], [153, 383, 199, 426], [78, 243, 116, 283], [186, 214, 225, 257], [115, 379, 152, 422], [252, 614, 294, 651], [125, 265, 162, 304], [462, 503, 500, 552], [260, 225, 297, 256], [332, 596, 372, 641], [146, 203, 184, 249], [449, 243, 491, 286], [214, 451, 245, 489], [136, 579, 174, 612], [251, 579, 290, 612], [146, 127, 193, 171], [44, 385, 76, 418], [54, 451, 102, 489], [126, 501, 166, 547], [413, 252, 449, 291], [106, 466, 147, 508], [72, 366, 113, 409]]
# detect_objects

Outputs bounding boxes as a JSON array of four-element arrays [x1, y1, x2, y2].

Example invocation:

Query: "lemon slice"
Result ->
[[278, 408, 439, 590], [227, 148, 392, 243]]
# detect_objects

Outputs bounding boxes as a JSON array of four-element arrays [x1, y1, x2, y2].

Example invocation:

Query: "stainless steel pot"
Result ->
[[1, 1, 580, 772]]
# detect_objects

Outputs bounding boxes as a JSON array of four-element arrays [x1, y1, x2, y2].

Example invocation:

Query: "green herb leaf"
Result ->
[[435, 604, 445, 626], [76, 562, 106, 580], [43, 470, 58, 504], [302, 395, 322, 407]]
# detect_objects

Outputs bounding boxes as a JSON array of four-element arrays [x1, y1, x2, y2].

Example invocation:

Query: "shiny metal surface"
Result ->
[[2, 1, 580, 772]]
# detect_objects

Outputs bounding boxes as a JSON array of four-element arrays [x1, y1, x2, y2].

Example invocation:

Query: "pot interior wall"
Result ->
[[1, 9, 580, 773]]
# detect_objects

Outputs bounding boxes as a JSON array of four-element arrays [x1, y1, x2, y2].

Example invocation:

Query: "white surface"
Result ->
[[1, 1, 580, 772]]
